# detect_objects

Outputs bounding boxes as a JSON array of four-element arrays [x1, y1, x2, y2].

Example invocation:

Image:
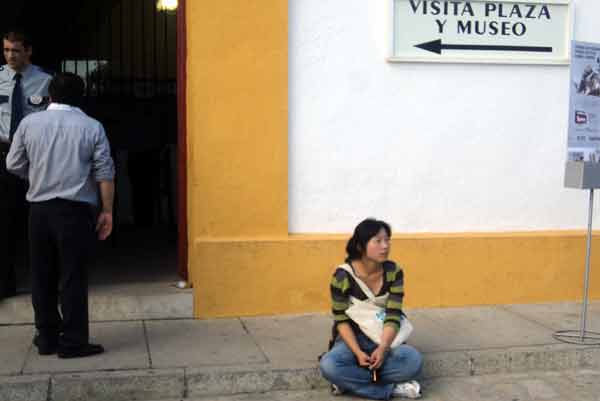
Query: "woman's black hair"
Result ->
[[345, 218, 392, 262]]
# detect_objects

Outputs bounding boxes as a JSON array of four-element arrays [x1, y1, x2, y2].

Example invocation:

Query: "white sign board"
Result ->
[[567, 41, 600, 163], [390, 0, 572, 64]]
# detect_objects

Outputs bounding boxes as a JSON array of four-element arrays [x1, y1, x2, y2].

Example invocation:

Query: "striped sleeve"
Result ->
[[330, 268, 351, 326], [384, 264, 404, 331]]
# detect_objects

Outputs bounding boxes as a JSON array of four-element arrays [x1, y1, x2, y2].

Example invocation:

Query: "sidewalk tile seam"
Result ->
[[408, 307, 550, 347], [19, 335, 34, 375], [422, 342, 600, 354], [143, 320, 153, 368], [6, 362, 280, 378], [0, 318, 197, 326], [183, 367, 188, 399], [87, 317, 196, 324], [238, 317, 272, 364], [1, 365, 269, 381], [0, 323, 34, 328], [48, 368, 185, 380], [4, 344, 599, 380], [47, 375, 52, 401], [146, 360, 273, 370], [496, 304, 564, 332], [417, 304, 560, 338], [8, 367, 178, 377]]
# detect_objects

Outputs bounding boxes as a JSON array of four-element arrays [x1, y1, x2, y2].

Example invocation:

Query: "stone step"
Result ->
[[1, 342, 599, 401], [0, 284, 193, 324]]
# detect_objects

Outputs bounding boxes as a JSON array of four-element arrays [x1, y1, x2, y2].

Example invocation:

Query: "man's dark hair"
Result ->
[[49, 73, 85, 107], [345, 218, 392, 262], [3, 31, 32, 48]]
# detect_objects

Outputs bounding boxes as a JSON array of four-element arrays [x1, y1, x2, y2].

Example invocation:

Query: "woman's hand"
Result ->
[[369, 345, 389, 370], [354, 350, 372, 367], [370, 324, 396, 369]]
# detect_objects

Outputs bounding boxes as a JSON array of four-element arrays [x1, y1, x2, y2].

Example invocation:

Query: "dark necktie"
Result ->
[[9, 73, 23, 142]]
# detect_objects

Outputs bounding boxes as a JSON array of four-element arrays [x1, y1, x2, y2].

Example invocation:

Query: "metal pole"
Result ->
[[580, 188, 594, 341]]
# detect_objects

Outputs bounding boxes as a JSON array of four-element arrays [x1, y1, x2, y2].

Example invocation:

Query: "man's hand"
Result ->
[[96, 211, 113, 240], [97, 180, 114, 240]]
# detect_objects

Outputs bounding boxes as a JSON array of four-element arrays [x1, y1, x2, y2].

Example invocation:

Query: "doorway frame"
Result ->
[[176, 0, 188, 280]]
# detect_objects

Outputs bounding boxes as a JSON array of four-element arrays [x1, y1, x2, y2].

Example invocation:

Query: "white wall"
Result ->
[[289, 0, 600, 233]]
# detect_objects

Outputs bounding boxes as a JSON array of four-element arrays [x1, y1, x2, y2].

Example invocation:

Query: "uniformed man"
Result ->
[[0, 31, 51, 300]]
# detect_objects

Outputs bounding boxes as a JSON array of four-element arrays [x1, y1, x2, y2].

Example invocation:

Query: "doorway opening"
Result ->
[[4, 0, 187, 295]]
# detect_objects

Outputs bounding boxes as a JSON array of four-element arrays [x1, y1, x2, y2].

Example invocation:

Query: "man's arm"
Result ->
[[96, 180, 114, 240], [91, 122, 116, 241], [6, 125, 29, 179]]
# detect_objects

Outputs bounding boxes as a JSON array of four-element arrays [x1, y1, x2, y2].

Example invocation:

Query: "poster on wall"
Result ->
[[567, 41, 600, 163]]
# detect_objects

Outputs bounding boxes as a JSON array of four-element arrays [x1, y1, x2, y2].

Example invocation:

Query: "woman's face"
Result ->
[[362, 228, 390, 263]]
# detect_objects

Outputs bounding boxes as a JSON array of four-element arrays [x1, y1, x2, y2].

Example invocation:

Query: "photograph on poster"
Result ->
[[575, 61, 600, 97], [567, 41, 600, 162]]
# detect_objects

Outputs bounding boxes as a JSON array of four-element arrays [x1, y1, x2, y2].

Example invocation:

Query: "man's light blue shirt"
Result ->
[[6, 103, 115, 206]]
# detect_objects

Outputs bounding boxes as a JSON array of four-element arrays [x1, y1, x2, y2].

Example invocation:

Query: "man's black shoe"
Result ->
[[33, 335, 58, 355], [57, 343, 104, 359]]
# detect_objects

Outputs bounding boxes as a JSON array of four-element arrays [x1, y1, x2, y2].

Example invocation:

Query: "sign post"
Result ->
[[555, 40, 600, 346], [553, 180, 600, 345], [390, 0, 572, 64]]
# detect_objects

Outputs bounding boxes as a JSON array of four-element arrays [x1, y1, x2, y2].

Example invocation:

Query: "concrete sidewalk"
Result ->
[[2, 301, 600, 401]]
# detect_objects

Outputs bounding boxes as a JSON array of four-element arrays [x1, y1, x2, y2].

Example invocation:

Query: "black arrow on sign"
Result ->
[[415, 39, 553, 55]]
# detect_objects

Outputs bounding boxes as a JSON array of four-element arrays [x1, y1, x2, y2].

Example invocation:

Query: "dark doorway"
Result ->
[[3, 1, 182, 290]]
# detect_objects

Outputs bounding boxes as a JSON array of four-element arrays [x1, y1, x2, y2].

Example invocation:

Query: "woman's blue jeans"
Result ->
[[319, 333, 423, 400]]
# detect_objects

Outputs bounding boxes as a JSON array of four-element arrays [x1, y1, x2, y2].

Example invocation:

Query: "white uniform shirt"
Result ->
[[0, 64, 52, 143]]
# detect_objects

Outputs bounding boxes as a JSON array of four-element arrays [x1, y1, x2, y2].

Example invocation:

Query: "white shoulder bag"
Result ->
[[339, 263, 413, 348]]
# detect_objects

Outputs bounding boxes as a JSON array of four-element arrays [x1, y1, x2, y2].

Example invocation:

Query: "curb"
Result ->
[[0, 374, 49, 401], [51, 369, 185, 401], [1, 344, 599, 401]]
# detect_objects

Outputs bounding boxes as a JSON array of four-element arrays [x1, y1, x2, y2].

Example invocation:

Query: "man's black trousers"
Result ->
[[0, 145, 27, 299], [29, 199, 95, 347]]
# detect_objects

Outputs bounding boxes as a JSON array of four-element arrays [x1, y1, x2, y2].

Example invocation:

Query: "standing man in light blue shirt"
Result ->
[[0, 30, 51, 300], [7, 73, 115, 358]]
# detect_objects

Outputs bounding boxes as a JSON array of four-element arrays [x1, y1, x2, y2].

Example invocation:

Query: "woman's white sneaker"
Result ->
[[331, 384, 344, 395], [393, 380, 421, 398]]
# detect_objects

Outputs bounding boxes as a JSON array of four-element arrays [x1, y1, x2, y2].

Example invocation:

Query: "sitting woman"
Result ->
[[319, 218, 423, 399]]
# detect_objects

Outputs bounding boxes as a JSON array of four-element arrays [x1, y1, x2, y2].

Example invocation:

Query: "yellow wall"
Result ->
[[192, 232, 600, 318], [186, 1, 600, 318], [186, 0, 288, 240]]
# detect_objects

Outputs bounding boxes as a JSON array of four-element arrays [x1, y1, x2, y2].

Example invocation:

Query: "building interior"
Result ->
[[2, 0, 181, 292]]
